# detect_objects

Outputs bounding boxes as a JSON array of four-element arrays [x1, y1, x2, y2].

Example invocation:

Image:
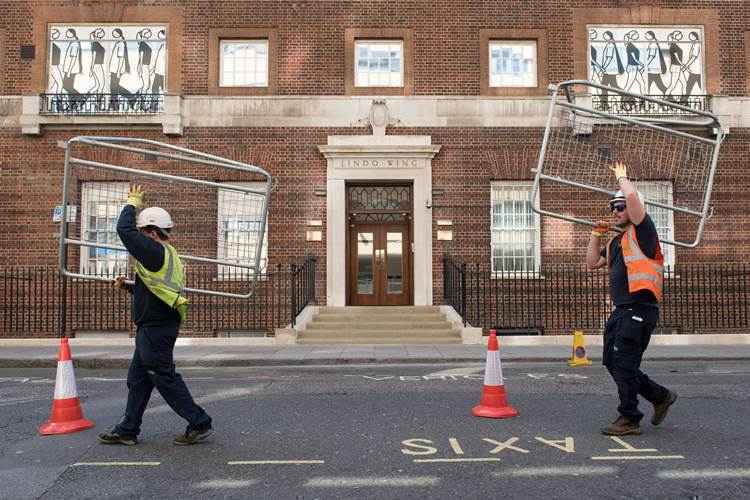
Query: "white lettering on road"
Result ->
[[608, 436, 658, 453], [401, 439, 438, 456], [448, 438, 464, 455], [534, 437, 575, 453], [484, 438, 530, 454]]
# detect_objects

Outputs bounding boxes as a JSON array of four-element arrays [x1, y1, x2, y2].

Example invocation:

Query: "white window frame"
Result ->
[[79, 182, 129, 276], [635, 181, 675, 269], [219, 39, 269, 87], [490, 181, 541, 277], [489, 40, 537, 88], [354, 39, 404, 87], [217, 182, 269, 280]]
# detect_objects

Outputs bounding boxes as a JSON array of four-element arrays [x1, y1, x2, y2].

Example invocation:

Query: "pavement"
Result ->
[[2, 335, 750, 368]]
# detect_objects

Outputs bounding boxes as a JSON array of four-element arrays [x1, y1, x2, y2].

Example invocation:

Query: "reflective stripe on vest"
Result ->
[[621, 224, 664, 302], [134, 243, 189, 322]]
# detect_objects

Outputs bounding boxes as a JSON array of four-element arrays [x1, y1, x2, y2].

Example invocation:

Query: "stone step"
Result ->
[[306, 321, 454, 331], [300, 329, 461, 338], [319, 306, 442, 314], [298, 336, 461, 345], [314, 313, 447, 322]]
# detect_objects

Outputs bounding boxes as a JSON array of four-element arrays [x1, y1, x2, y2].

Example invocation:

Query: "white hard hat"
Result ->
[[136, 207, 173, 230]]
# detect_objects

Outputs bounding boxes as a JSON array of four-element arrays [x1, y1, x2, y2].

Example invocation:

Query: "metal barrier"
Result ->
[[1, 257, 317, 337], [442, 257, 750, 334], [532, 80, 724, 248], [58, 136, 272, 298]]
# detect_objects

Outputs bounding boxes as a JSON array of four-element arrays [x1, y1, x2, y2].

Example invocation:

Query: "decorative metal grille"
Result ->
[[347, 185, 411, 213]]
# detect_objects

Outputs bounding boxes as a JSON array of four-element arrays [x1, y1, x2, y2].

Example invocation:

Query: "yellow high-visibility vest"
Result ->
[[134, 242, 189, 323]]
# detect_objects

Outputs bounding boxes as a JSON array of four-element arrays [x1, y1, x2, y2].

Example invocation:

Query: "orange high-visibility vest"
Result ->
[[608, 224, 665, 302]]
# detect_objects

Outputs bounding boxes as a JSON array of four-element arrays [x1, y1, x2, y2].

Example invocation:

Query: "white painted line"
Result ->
[[147, 387, 263, 415], [194, 479, 259, 489], [71, 462, 161, 467], [306, 476, 439, 487], [494, 466, 617, 477], [413, 458, 503, 463], [591, 455, 685, 461], [608, 436, 658, 453], [227, 460, 325, 465], [657, 469, 750, 479]]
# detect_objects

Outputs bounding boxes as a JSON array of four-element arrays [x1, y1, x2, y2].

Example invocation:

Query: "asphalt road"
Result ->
[[1, 361, 749, 499]]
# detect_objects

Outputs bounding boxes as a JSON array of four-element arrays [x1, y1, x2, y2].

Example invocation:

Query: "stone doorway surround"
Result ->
[[318, 100, 440, 306]]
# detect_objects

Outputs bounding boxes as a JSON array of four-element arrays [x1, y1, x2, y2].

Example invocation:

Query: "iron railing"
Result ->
[[39, 93, 164, 115], [443, 256, 750, 335], [591, 94, 711, 116], [0, 256, 316, 338]]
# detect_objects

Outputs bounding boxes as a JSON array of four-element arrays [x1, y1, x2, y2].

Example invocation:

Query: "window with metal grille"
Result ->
[[355, 40, 403, 87], [217, 182, 268, 279], [491, 182, 540, 275], [635, 181, 675, 268], [220, 39, 269, 87], [80, 182, 129, 276]]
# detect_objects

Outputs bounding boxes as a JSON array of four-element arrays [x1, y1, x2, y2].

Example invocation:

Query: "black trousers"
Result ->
[[603, 304, 670, 424], [115, 324, 211, 437]]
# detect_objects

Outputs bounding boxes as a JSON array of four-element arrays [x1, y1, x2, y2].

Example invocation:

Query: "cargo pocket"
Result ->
[[613, 313, 645, 369]]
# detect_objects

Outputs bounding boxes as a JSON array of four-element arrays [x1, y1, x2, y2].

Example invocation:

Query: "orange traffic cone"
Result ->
[[472, 330, 518, 419], [39, 337, 94, 435]]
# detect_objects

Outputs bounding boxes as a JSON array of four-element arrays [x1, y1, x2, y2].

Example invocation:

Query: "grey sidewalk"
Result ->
[[2, 340, 750, 368]]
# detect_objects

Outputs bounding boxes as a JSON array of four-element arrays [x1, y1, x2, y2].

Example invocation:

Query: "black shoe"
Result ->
[[652, 390, 678, 426], [98, 430, 137, 446], [173, 425, 213, 446], [601, 416, 642, 436]]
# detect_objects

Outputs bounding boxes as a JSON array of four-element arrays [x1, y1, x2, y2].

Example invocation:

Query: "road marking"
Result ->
[[227, 460, 325, 465], [494, 466, 616, 477], [71, 462, 161, 467], [656, 469, 750, 479], [0, 377, 30, 383], [413, 458, 503, 463], [535, 437, 575, 453], [426, 366, 483, 377], [608, 436, 658, 453], [591, 455, 685, 461], [306, 476, 439, 487], [147, 387, 263, 415], [484, 437, 530, 454], [194, 479, 259, 489], [448, 438, 464, 455]]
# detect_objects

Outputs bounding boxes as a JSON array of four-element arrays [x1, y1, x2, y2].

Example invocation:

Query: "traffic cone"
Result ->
[[568, 330, 592, 367], [39, 337, 94, 435], [472, 330, 518, 419]]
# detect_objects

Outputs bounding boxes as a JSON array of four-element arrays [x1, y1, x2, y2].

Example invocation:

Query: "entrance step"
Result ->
[[298, 306, 461, 345]]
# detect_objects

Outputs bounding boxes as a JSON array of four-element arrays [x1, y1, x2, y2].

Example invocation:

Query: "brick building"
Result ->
[[1, 1, 749, 338]]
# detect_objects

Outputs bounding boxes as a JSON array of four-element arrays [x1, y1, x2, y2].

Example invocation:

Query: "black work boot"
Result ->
[[601, 416, 642, 436], [652, 390, 678, 426], [173, 425, 213, 446], [98, 430, 137, 446]]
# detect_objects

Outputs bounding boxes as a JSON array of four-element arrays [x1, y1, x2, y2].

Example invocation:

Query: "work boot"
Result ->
[[173, 425, 213, 446], [98, 430, 137, 446], [652, 390, 678, 426], [601, 416, 642, 436]]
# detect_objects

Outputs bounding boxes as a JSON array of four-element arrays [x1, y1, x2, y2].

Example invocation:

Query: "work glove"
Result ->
[[126, 185, 145, 209], [591, 221, 610, 239], [113, 276, 127, 290], [609, 161, 628, 182]]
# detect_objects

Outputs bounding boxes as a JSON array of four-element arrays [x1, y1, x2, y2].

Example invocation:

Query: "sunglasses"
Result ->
[[610, 203, 627, 213]]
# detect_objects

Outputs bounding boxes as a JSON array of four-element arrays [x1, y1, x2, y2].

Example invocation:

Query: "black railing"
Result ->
[[39, 93, 164, 115], [443, 256, 750, 334], [591, 94, 711, 116], [0, 256, 317, 338]]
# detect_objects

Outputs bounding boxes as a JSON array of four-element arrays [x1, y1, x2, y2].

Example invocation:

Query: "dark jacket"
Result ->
[[117, 205, 181, 326]]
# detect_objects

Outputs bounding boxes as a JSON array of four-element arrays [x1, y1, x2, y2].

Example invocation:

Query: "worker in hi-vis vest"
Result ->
[[586, 162, 677, 437], [99, 185, 212, 446]]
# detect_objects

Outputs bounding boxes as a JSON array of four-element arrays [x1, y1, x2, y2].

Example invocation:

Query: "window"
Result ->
[[489, 41, 537, 87], [491, 182, 540, 275], [217, 182, 269, 278], [636, 181, 675, 268], [220, 39, 268, 87], [80, 182, 129, 275], [355, 40, 403, 87]]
